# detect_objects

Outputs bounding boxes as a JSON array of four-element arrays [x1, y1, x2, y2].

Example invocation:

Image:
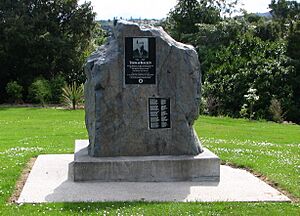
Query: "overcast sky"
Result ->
[[78, 0, 298, 20]]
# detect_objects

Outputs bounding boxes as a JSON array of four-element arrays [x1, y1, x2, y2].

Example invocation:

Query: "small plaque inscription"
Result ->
[[148, 98, 171, 129], [125, 37, 156, 84]]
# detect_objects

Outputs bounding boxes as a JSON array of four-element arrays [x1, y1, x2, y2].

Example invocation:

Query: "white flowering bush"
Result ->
[[241, 87, 260, 119]]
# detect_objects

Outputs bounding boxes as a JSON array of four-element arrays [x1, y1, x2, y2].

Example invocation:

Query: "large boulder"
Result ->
[[85, 21, 203, 157]]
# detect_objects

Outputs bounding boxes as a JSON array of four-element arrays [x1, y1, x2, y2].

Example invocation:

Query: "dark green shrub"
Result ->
[[269, 98, 285, 123], [204, 34, 294, 119], [28, 78, 52, 105], [5, 81, 23, 103], [50, 75, 66, 104]]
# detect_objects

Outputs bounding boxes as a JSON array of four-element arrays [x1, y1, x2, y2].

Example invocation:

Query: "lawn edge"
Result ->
[[9, 157, 37, 204], [222, 161, 299, 203]]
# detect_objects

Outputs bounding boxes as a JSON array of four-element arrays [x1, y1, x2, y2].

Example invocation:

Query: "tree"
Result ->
[[287, 21, 300, 61], [163, 0, 299, 123], [204, 33, 294, 119], [0, 0, 97, 103], [286, 21, 300, 122], [163, 0, 240, 79], [254, 20, 282, 41], [244, 13, 265, 24], [270, 0, 300, 21], [269, 0, 300, 36], [164, 0, 222, 40], [185, 19, 249, 79]]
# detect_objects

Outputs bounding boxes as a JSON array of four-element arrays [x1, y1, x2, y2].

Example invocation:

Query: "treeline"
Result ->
[[163, 0, 300, 123], [0, 0, 105, 104], [1, 0, 299, 123]]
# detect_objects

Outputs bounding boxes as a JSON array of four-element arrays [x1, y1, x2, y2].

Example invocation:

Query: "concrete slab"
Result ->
[[17, 154, 290, 203], [69, 140, 220, 182]]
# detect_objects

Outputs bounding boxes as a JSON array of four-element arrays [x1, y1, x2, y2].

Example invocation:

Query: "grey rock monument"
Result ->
[[85, 21, 203, 157], [69, 21, 220, 182]]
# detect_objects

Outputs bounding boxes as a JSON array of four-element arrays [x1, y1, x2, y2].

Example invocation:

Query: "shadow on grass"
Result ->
[[62, 201, 157, 211], [0, 106, 11, 111]]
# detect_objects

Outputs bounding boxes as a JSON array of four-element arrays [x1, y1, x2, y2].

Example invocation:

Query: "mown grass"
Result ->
[[194, 116, 300, 199], [0, 108, 299, 215]]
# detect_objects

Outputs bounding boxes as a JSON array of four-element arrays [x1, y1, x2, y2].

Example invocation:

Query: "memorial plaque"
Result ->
[[125, 37, 156, 84], [148, 98, 171, 129]]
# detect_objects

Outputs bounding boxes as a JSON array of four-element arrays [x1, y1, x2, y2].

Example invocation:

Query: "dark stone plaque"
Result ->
[[125, 37, 156, 84], [148, 98, 171, 129]]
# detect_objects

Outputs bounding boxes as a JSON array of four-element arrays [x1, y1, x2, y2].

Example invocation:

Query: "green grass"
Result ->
[[0, 108, 299, 215], [194, 116, 300, 199]]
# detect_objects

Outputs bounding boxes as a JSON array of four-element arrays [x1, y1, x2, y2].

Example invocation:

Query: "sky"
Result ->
[[78, 0, 297, 20]]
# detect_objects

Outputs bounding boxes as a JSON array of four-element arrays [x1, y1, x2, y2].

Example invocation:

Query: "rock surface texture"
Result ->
[[85, 21, 203, 157]]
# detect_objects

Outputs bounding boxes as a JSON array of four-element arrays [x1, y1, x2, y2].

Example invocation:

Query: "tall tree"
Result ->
[[286, 21, 300, 122], [164, 0, 222, 40], [270, 0, 300, 21], [0, 0, 97, 102], [269, 0, 300, 35]]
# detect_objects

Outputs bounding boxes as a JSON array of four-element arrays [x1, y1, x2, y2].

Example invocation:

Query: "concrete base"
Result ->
[[68, 140, 220, 182], [17, 154, 290, 203]]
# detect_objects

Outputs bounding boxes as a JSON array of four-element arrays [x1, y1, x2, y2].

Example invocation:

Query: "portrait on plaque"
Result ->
[[132, 38, 149, 59], [125, 37, 156, 84]]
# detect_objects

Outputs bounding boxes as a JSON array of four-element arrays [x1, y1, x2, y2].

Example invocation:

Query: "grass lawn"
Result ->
[[0, 107, 299, 215]]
